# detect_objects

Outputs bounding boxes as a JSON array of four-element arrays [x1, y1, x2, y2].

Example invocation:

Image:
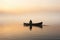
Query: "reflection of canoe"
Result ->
[[24, 22, 43, 27]]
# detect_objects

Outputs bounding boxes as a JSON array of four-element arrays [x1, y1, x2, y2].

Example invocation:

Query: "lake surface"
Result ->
[[0, 22, 60, 40], [0, 12, 60, 40]]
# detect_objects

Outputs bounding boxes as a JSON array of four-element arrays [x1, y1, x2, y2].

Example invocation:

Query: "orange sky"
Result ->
[[0, 0, 60, 14]]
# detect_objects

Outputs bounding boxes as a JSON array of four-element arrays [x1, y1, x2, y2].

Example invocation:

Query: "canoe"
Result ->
[[24, 22, 43, 27]]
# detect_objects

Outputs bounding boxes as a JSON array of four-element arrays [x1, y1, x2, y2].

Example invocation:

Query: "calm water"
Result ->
[[0, 13, 60, 40], [0, 23, 60, 40]]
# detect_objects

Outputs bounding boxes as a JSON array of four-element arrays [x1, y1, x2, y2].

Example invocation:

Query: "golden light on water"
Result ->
[[0, 0, 60, 40]]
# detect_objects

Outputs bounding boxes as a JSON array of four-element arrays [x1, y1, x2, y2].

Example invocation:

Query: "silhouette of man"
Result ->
[[29, 20, 32, 30]]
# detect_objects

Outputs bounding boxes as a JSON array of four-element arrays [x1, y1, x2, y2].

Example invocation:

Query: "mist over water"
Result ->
[[0, 12, 60, 40], [0, 12, 60, 25], [0, 0, 60, 40]]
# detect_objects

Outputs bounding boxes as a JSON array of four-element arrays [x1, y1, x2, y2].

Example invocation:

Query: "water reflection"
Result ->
[[24, 20, 43, 31], [24, 23, 43, 31], [0, 22, 60, 40]]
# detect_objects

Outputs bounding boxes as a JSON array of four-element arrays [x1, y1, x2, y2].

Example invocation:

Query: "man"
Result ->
[[29, 20, 32, 31]]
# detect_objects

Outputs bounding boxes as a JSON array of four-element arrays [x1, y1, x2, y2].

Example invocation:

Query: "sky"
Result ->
[[0, 0, 60, 14], [0, 0, 60, 24]]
